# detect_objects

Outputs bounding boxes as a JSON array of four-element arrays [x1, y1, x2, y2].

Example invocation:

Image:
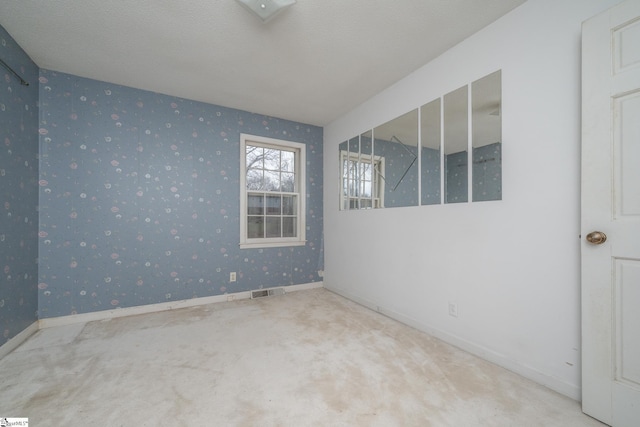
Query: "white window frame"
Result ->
[[339, 150, 385, 210], [240, 134, 306, 249]]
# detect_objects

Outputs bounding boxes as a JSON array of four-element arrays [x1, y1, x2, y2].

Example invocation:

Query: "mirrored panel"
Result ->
[[421, 98, 441, 205], [472, 70, 502, 202], [338, 140, 349, 210], [373, 109, 419, 208], [359, 130, 378, 209], [444, 85, 469, 204], [340, 135, 382, 210], [347, 136, 360, 209], [339, 70, 502, 211]]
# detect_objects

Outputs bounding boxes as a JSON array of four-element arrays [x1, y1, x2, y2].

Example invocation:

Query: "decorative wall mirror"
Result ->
[[373, 109, 419, 208], [359, 130, 379, 209], [444, 85, 469, 204], [348, 134, 359, 206], [472, 70, 502, 202], [339, 132, 384, 210], [420, 98, 441, 205], [344, 136, 361, 209], [339, 139, 349, 210], [339, 70, 501, 210]]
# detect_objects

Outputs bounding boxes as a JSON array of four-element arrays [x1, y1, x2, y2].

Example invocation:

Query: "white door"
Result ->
[[582, 1, 640, 426]]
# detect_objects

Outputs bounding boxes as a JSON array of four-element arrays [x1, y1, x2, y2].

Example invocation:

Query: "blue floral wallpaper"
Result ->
[[38, 70, 323, 318], [0, 26, 39, 345]]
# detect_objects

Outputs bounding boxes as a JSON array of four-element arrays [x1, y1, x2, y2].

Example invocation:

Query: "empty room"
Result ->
[[1, 0, 638, 425]]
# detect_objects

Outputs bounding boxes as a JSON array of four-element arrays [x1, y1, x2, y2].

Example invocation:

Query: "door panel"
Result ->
[[582, 1, 640, 426], [614, 92, 640, 217], [613, 18, 640, 74], [612, 257, 640, 424], [614, 259, 640, 388]]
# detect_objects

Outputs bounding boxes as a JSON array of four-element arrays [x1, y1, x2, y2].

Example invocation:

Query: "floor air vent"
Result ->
[[251, 288, 285, 299]]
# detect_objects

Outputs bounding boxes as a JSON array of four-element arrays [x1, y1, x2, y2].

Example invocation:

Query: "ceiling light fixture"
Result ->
[[235, 0, 296, 23]]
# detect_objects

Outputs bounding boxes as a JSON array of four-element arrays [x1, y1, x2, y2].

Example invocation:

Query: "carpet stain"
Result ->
[[0, 288, 604, 427]]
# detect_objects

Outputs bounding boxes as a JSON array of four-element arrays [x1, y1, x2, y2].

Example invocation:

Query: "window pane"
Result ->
[[360, 162, 371, 181], [247, 216, 264, 238], [246, 168, 264, 190], [242, 137, 304, 245], [283, 217, 296, 237], [281, 172, 295, 192], [266, 195, 281, 215], [362, 181, 372, 198], [281, 150, 295, 172], [349, 160, 357, 182], [246, 146, 263, 169], [349, 178, 358, 197], [266, 217, 281, 238], [263, 148, 280, 171], [360, 199, 372, 209], [264, 170, 280, 191], [282, 195, 297, 215], [248, 194, 264, 215]]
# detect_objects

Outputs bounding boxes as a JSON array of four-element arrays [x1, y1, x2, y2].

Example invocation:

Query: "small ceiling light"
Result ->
[[236, 0, 296, 23]]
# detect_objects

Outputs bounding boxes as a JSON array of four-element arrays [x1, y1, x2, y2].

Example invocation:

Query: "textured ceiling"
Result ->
[[0, 0, 525, 126]]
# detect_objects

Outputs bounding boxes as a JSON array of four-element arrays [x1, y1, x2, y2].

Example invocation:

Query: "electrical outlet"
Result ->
[[448, 302, 458, 318], [230, 272, 236, 282]]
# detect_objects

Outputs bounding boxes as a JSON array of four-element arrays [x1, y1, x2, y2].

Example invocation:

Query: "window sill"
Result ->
[[240, 240, 307, 250]]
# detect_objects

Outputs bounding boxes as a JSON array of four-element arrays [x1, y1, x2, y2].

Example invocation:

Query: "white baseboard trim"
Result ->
[[326, 285, 581, 401], [39, 281, 323, 329], [0, 321, 39, 360]]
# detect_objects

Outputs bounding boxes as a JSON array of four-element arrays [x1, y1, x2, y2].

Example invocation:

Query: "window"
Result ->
[[340, 150, 384, 210], [240, 134, 306, 248]]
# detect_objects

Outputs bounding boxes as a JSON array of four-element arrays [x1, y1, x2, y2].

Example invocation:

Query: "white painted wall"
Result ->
[[323, 0, 624, 400]]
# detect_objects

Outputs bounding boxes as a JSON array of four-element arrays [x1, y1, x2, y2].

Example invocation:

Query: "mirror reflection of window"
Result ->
[[347, 136, 360, 209], [444, 85, 469, 204], [338, 133, 384, 210], [421, 98, 441, 205], [359, 130, 384, 209], [359, 131, 373, 209], [338, 140, 349, 210], [472, 70, 502, 202]]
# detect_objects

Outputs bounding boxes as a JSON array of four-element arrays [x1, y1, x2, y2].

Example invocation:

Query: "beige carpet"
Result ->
[[0, 288, 603, 426]]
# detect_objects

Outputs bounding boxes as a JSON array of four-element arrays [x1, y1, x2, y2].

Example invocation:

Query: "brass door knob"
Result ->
[[586, 231, 607, 245]]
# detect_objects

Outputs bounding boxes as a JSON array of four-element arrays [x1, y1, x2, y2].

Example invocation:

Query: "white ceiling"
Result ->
[[0, 0, 525, 127]]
